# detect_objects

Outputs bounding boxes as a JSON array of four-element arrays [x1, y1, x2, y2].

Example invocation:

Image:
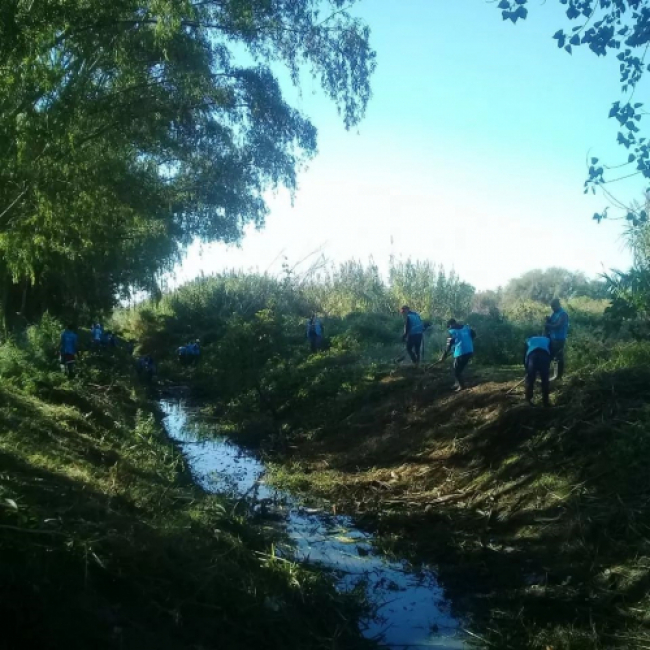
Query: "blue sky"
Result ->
[[173, 0, 643, 291]]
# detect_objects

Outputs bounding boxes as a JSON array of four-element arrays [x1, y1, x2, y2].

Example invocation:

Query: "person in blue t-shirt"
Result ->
[[545, 298, 569, 380], [400, 305, 424, 364], [188, 340, 201, 357], [524, 335, 552, 407], [306, 314, 324, 353], [137, 355, 156, 382], [60, 325, 78, 378], [439, 319, 476, 391], [91, 323, 102, 348]]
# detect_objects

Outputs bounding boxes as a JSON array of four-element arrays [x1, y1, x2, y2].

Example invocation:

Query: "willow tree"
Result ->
[[0, 0, 375, 325]]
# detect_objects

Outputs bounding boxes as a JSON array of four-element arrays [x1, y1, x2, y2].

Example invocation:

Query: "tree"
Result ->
[[309, 260, 391, 315], [0, 0, 375, 326], [503, 267, 606, 304], [472, 289, 503, 317], [493, 1, 650, 224], [388, 259, 475, 320]]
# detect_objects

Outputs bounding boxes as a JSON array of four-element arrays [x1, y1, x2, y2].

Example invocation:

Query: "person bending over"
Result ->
[[524, 334, 552, 407]]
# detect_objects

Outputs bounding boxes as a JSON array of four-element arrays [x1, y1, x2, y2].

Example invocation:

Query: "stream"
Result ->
[[161, 399, 466, 650]]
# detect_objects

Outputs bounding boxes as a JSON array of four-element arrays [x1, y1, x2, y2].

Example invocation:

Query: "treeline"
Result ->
[[0, 0, 374, 328]]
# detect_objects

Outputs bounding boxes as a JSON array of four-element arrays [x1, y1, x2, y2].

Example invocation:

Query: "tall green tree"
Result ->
[[0, 0, 375, 325], [389, 259, 475, 320], [312, 259, 390, 315], [503, 267, 607, 304]]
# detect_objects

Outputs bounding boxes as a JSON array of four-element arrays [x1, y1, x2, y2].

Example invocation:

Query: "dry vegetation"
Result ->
[[269, 365, 650, 649]]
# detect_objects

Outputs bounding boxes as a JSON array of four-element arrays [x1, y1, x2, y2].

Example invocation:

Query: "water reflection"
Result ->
[[161, 400, 466, 649]]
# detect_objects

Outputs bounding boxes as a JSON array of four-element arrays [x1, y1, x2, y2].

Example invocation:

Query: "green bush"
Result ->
[[0, 315, 68, 392], [466, 313, 525, 366], [328, 312, 399, 346]]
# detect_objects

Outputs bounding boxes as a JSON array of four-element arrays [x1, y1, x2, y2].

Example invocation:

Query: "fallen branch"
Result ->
[[506, 377, 526, 395], [384, 491, 468, 506], [0, 524, 68, 537]]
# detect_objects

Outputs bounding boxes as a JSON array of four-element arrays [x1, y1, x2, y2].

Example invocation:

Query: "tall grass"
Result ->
[[119, 260, 641, 376], [0, 314, 372, 650]]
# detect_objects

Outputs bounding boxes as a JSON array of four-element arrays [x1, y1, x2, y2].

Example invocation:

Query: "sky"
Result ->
[[171, 0, 644, 292]]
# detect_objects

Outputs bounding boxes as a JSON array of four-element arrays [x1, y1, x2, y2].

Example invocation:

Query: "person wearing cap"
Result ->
[[545, 298, 569, 380], [523, 334, 552, 407], [439, 319, 475, 391], [400, 305, 424, 364]]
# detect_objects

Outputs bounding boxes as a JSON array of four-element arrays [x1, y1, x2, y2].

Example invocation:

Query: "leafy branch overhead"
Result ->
[[0, 0, 375, 323], [495, 0, 650, 223]]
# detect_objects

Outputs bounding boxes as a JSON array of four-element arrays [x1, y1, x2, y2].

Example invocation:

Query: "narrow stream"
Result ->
[[161, 399, 466, 650]]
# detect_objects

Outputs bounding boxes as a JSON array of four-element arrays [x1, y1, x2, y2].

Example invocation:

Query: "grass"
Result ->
[[0, 340, 372, 650], [254, 362, 650, 649], [117, 283, 650, 647]]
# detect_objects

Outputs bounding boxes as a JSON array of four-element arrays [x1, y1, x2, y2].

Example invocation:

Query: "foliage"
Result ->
[[600, 217, 650, 333], [0, 324, 371, 650], [503, 267, 607, 304], [493, 1, 650, 222], [303, 258, 476, 322], [123, 262, 620, 391], [388, 259, 475, 321], [0, 0, 375, 325], [0, 314, 67, 392], [471, 289, 503, 316], [465, 312, 525, 365], [309, 259, 391, 315]]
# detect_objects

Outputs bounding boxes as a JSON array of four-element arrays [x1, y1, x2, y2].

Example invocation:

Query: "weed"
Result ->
[[0, 318, 372, 650]]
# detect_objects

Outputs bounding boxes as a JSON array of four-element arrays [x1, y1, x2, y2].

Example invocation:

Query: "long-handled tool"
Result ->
[[506, 377, 526, 395]]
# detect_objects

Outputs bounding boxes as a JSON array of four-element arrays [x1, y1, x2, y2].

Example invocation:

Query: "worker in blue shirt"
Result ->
[[439, 319, 476, 391], [306, 314, 324, 353], [400, 305, 424, 364], [524, 335, 552, 407], [91, 323, 102, 348], [545, 298, 569, 380], [60, 325, 78, 378], [137, 355, 156, 382]]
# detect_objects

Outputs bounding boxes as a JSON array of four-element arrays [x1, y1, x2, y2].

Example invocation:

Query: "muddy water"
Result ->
[[161, 400, 466, 650]]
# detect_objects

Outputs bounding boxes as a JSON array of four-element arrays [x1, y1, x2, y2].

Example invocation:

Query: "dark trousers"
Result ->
[[309, 334, 323, 353], [550, 340, 566, 379], [61, 353, 76, 378], [406, 333, 423, 363], [453, 353, 473, 388], [525, 350, 551, 405]]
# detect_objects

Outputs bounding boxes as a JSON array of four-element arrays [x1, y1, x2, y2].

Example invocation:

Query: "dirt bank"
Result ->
[[269, 364, 650, 649]]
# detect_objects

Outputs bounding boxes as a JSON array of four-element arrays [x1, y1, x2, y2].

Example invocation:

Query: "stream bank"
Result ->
[[161, 398, 467, 650], [0, 349, 372, 650], [259, 366, 650, 649]]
